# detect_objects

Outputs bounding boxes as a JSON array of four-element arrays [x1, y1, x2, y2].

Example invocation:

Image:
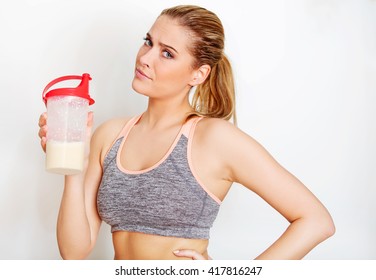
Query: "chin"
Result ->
[[131, 80, 151, 97], [132, 79, 144, 93]]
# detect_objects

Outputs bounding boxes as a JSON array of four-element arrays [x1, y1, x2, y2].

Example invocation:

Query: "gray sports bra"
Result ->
[[97, 115, 221, 239]]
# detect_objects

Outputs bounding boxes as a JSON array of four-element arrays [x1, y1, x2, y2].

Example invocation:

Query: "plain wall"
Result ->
[[0, 0, 375, 259]]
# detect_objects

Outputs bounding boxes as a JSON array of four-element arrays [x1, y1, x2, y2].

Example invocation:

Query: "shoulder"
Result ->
[[194, 117, 256, 162], [195, 117, 233, 136], [195, 117, 251, 145], [92, 116, 133, 143], [195, 117, 270, 173], [192, 117, 269, 186], [91, 116, 133, 163], [93, 117, 132, 139]]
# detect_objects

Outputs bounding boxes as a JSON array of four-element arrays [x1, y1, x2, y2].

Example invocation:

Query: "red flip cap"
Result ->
[[42, 73, 95, 105]]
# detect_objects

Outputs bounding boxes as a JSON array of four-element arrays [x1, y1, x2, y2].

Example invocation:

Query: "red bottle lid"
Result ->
[[42, 73, 95, 105]]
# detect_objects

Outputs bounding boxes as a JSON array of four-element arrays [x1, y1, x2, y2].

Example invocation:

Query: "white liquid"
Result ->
[[46, 141, 85, 175]]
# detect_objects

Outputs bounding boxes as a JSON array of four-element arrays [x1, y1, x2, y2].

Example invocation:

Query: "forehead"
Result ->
[[148, 15, 192, 53]]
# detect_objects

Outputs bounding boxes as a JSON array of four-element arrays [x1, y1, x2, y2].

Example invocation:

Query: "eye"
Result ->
[[162, 50, 173, 59], [143, 37, 152, 47]]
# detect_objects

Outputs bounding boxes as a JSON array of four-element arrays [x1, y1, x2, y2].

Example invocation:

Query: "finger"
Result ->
[[38, 125, 47, 139], [38, 112, 47, 127], [86, 111, 94, 140], [87, 111, 94, 126], [173, 250, 206, 260], [40, 136, 47, 153], [84, 112, 94, 157]]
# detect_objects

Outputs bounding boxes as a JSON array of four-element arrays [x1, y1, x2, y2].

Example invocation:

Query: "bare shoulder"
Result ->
[[194, 117, 260, 164], [195, 117, 275, 183], [195, 117, 233, 137], [91, 116, 133, 163], [93, 117, 132, 140], [195, 117, 255, 146]]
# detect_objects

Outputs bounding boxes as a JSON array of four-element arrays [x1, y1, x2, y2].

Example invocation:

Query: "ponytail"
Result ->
[[190, 54, 236, 124]]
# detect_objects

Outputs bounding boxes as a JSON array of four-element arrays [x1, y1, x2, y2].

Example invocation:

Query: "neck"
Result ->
[[140, 94, 194, 129]]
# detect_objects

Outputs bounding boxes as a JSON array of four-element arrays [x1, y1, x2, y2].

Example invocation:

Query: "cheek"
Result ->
[[158, 63, 192, 84]]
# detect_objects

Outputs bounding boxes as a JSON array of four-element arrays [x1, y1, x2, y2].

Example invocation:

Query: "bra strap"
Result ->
[[181, 116, 203, 137], [116, 114, 142, 139]]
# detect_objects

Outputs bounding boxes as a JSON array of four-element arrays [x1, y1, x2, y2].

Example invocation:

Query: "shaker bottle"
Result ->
[[42, 73, 95, 175]]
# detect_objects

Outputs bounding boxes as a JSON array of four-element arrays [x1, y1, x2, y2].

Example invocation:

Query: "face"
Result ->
[[132, 16, 199, 99]]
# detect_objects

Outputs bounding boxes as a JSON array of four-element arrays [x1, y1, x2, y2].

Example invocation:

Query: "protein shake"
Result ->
[[42, 73, 95, 175]]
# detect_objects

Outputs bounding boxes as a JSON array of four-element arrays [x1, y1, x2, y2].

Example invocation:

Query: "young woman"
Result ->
[[38, 5, 335, 260]]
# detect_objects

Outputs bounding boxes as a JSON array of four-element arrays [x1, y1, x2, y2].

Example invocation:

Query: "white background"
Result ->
[[0, 0, 375, 260]]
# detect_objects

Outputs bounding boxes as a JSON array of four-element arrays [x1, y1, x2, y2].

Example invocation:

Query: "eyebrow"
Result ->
[[147, 32, 179, 54]]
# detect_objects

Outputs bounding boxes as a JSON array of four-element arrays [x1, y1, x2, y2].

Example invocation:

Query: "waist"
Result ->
[[112, 231, 209, 260]]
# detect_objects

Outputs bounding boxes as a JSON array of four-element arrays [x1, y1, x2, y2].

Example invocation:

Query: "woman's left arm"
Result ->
[[174, 119, 335, 260], [220, 121, 335, 259]]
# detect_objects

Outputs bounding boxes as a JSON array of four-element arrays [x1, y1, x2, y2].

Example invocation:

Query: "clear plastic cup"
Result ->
[[45, 95, 88, 175], [42, 73, 94, 175]]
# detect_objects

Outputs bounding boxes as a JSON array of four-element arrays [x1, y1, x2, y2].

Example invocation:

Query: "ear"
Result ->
[[189, 64, 211, 86]]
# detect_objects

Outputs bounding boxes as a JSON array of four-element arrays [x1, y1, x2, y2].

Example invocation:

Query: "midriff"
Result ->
[[112, 231, 209, 260]]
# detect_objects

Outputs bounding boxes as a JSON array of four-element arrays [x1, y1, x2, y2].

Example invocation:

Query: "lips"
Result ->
[[135, 68, 151, 80]]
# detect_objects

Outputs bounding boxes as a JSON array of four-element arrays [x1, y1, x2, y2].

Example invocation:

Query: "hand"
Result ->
[[173, 249, 212, 260]]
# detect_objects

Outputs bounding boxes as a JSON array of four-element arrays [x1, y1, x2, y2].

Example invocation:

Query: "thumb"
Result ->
[[84, 111, 94, 155], [173, 249, 207, 260]]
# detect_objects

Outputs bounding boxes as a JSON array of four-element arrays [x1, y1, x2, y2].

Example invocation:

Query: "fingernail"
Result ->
[[173, 250, 180, 254]]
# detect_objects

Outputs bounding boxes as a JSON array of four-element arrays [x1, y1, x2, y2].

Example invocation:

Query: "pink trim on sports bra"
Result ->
[[116, 115, 186, 175], [109, 114, 222, 205], [187, 118, 222, 205]]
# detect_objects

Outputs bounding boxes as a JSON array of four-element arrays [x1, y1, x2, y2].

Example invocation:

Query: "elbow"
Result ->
[[59, 249, 88, 260], [323, 216, 336, 240], [58, 244, 91, 260], [313, 211, 336, 243], [60, 250, 89, 260], [294, 210, 336, 245]]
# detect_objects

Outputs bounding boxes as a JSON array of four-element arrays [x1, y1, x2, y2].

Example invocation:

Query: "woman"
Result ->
[[38, 5, 335, 260]]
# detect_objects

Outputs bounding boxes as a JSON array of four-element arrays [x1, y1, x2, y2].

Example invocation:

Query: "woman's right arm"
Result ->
[[39, 112, 103, 259]]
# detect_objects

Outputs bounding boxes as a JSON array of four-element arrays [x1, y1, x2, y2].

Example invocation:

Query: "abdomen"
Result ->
[[112, 231, 209, 260]]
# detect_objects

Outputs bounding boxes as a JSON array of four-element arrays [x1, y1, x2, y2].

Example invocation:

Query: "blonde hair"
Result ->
[[160, 5, 236, 123]]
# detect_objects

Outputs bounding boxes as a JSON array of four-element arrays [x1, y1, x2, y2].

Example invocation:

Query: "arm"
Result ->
[[173, 119, 335, 260], [56, 116, 103, 259], [39, 112, 103, 259], [221, 121, 335, 259]]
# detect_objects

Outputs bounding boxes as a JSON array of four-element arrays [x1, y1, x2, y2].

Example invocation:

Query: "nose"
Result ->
[[139, 47, 155, 68]]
